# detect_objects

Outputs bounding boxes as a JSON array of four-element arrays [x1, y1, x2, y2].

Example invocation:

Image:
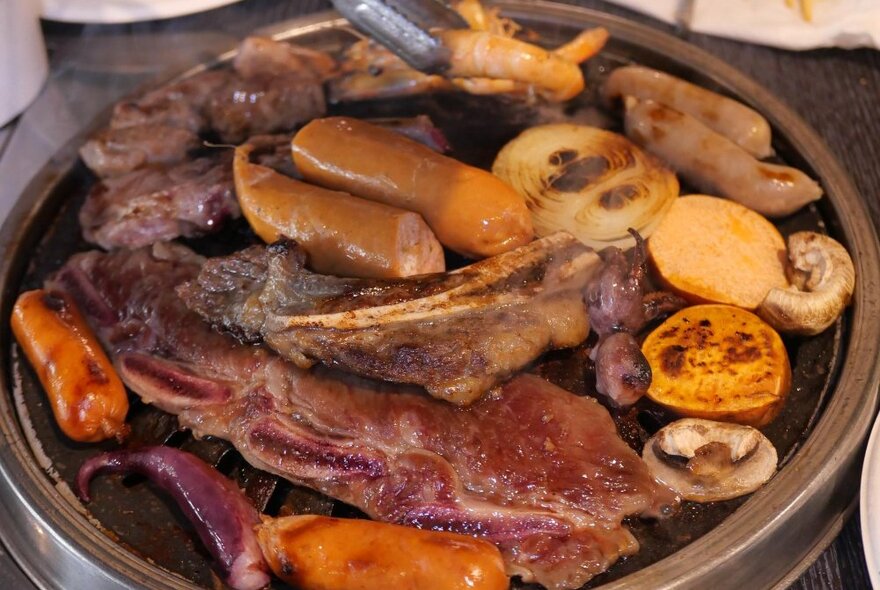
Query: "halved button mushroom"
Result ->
[[642, 418, 777, 503], [758, 231, 855, 336]]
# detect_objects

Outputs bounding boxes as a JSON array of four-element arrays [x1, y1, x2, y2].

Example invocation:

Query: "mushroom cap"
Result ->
[[642, 418, 777, 503], [758, 231, 855, 336]]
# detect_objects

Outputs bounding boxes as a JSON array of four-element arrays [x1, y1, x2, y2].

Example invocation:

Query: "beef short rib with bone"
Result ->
[[179, 232, 602, 405]]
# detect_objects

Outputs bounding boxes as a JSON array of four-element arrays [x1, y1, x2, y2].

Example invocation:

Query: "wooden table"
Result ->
[[1, 0, 876, 588]]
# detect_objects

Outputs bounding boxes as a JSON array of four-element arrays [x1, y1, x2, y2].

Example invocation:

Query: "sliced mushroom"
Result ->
[[642, 418, 777, 503], [757, 231, 855, 336]]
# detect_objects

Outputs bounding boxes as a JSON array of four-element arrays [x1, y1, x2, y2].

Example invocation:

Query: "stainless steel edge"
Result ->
[[0, 5, 877, 590], [0, 140, 193, 590]]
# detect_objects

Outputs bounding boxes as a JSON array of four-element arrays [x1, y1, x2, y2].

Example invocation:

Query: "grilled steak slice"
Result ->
[[205, 37, 328, 144], [79, 124, 201, 179], [48, 243, 675, 590], [81, 37, 328, 178], [205, 72, 325, 144], [110, 70, 232, 133], [179, 233, 601, 405], [79, 152, 238, 250]]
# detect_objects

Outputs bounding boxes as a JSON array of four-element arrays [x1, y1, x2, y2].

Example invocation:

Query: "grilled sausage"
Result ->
[[235, 143, 444, 278], [603, 65, 773, 159], [624, 99, 821, 218], [291, 117, 534, 258], [11, 290, 129, 442], [256, 515, 509, 590]]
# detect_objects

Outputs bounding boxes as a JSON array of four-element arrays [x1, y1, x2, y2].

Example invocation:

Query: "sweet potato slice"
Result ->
[[642, 304, 791, 427], [647, 195, 788, 310]]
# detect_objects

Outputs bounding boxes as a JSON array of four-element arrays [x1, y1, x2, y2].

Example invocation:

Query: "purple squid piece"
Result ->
[[76, 446, 270, 590], [587, 230, 649, 337], [593, 332, 652, 407], [586, 230, 684, 407]]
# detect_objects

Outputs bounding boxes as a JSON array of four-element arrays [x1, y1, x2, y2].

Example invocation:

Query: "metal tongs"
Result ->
[[332, 0, 469, 74]]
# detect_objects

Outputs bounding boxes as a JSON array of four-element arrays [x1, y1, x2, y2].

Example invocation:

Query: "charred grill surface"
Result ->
[[4, 37, 841, 590], [49, 244, 674, 590], [179, 233, 602, 405]]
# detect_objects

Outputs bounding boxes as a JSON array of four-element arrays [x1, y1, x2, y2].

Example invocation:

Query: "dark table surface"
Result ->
[[1, 0, 877, 588]]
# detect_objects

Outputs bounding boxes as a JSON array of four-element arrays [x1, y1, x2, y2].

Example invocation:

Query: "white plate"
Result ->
[[41, 0, 244, 24], [860, 412, 880, 588]]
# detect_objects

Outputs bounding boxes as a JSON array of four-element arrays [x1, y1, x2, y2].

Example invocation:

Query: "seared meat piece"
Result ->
[[83, 37, 330, 177], [49, 244, 676, 590], [179, 233, 602, 405], [205, 72, 325, 144], [110, 70, 231, 132], [79, 152, 238, 249], [79, 125, 201, 178], [233, 36, 336, 79], [205, 37, 329, 144]]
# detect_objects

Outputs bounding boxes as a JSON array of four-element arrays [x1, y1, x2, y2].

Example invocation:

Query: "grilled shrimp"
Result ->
[[438, 29, 605, 101]]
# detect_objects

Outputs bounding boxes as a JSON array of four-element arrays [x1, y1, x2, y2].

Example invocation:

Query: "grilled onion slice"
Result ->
[[492, 124, 679, 249]]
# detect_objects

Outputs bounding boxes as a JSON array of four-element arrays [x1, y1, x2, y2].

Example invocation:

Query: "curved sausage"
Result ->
[[235, 144, 444, 278], [624, 99, 821, 218], [604, 65, 773, 159], [291, 117, 534, 258], [256, 515, 509, 590], [11, 290, 129, 442]]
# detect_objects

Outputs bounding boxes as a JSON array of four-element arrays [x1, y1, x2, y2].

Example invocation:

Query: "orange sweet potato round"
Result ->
[[642, 304, 791, 427], [647, 195, 788, 310]]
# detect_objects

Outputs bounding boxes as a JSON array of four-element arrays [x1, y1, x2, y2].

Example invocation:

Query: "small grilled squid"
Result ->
[[594, 332, 652, 407], [76, 447, 270, 590], [602, 65, 773, 158], [623, 98, 822, 218], [586, 231, 685, 407]]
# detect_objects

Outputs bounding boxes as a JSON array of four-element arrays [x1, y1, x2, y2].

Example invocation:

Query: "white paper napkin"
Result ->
[[40, 0, 244, 24], [604, 0, 880, 50]]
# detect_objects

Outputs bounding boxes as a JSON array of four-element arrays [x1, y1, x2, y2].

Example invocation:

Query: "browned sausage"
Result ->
[[11, 290, 129, 442], [624, 99, 821, 218], [603, 65, 773, 159], [235, 143, 444, 278], [256, 515, 509, 590], [291, 117, 534, 258]]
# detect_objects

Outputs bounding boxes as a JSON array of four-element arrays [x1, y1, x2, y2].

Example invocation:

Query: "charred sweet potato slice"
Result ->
[[641, 304, 791, 427]]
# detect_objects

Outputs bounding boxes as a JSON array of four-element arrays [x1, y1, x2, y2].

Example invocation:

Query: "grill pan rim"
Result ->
[[0, 4, 878, 589]]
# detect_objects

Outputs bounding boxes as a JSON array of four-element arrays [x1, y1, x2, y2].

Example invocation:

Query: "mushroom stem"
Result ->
[[758, 231, 855, 336]]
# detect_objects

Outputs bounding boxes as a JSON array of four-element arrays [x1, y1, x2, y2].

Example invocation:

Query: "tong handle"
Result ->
[[333, 0, 468, 73]]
